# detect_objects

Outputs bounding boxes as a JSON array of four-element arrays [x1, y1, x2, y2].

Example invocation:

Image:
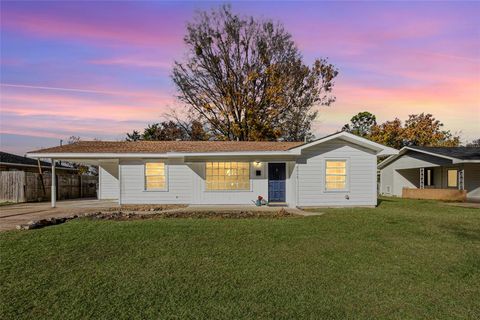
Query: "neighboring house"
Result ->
[[0, 151, 77, 173], [378, 146, 480, 202], [27, 132, 397, 208]]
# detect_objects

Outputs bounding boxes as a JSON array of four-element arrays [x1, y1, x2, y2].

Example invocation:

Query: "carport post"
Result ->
[[51, 159, 56, 208], [419, 168, 425, 189]]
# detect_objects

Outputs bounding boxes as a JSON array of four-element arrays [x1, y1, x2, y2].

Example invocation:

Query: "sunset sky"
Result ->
[[1, 1, 479, 155]]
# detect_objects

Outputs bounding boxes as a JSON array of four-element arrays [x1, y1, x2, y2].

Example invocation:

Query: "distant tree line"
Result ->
[[342, 112, 462, 148], [126, 120, 209, 141]]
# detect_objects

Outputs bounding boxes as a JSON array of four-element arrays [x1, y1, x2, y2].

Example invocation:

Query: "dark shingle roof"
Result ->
[[0, 151, 71, 168], [28, 140, 304, 154], [408, 146, 480, 160]]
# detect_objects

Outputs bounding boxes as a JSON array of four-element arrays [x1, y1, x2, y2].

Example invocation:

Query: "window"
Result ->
[[145, 162, 166, 190], [206, 162, 250, 191], [426, 169, 434, 186], [325, 160, 347, 191], [447, 169, 458, 188]]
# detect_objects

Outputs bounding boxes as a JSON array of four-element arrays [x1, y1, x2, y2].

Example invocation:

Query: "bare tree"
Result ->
[[172, 5, 338, 141]]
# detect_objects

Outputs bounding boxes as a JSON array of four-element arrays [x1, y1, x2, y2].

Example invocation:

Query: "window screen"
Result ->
[[145, 162, 166, 190], [325, 160, 347, 190]]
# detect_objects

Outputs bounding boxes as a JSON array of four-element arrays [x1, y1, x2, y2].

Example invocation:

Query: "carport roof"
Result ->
[[0, 151, 73, 168]]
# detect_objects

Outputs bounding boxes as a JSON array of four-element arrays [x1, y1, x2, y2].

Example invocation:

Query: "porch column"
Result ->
[[51, 159, 56, 208], [419, 167, 425, 189], [459, 169, 465, 190]]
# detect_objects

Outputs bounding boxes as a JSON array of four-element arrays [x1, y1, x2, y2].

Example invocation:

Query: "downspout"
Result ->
[[118, 160, 122, 205], [296, 162, 299, 208], [51, 159, 56, 208]]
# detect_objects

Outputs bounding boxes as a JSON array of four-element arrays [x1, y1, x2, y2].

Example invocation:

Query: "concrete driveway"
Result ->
[[0, 199, 119, 231]]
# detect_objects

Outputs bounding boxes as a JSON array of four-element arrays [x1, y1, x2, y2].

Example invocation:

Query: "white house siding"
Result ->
[[190, 161, 269, 205], [296, 141, 377, 207], [119, 158, 271, 205], [119, 158, 193, 204], [117, 141, 383, 207], [286, 161, 297, 207], [119, 159, 293, 206], [98, 160, 119, 200]]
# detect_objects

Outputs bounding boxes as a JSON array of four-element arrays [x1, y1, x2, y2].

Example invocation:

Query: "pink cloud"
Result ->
[[292, 16, 448, 57], [320, 78, 479, 142], [0, 87, 179, 125], [89, 56, 173, 70], [2, 9, 183, 47]]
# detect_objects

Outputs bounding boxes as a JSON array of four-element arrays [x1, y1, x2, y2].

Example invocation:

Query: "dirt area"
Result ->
[[0, 199, 119, 231], [91, 206, 297, 220]]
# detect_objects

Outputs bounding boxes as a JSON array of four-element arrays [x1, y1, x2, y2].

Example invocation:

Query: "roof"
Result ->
[[378, 146, 480, 169], [29, 140, 304, 154], [27, 132, 398, 159], [407, 146, 480, 160], [0, 151, 72, 168], [288, 131, 398, 156]]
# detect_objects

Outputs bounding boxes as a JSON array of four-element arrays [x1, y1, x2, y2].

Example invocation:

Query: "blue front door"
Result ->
[[268, 163, 286, 202]]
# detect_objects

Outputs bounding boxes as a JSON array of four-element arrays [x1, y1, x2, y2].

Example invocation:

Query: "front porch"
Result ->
[[397, 166, 467, 201]]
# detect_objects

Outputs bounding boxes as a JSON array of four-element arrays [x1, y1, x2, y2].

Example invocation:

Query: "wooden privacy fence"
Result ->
[[0, 171, 97, 203]]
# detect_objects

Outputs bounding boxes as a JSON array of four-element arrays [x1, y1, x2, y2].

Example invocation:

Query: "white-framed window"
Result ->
[[447, 169, 458, 188], [206, 162, 250, 191], [145, 162, 167, 190], [325, 160, 347, 191]]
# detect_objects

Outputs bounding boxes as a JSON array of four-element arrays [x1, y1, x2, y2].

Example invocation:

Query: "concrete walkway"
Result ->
[[0, 199, 119, 231]]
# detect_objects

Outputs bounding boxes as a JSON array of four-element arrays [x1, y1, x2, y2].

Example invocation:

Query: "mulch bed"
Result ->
[[89, 207, 294, 220]]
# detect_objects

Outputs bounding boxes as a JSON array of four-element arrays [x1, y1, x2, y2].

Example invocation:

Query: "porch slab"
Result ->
[[0, 199, 119, 232]]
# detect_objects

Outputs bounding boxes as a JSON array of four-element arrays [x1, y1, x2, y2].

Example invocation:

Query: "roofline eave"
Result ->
[[26, 150, 303, 159], [289, 131, 398, 156], [377, 146, 477, 169]]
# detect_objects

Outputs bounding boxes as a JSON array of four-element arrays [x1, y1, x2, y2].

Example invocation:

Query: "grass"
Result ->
[[0, 201, 14, 206], [1, 198, 479, 319]]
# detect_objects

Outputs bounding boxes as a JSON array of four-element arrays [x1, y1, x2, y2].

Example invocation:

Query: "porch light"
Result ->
[[253, 161, 262, 167]]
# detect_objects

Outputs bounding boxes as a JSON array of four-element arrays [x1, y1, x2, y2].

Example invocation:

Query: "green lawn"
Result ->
[[1, 198, 479, 319], [0, 201, 14, 206]]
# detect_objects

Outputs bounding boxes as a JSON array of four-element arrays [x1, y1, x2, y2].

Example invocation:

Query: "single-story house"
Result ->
[[0, 151, 77, 173], [378, 146, 480, 202], [27, 132, 397, 208]]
